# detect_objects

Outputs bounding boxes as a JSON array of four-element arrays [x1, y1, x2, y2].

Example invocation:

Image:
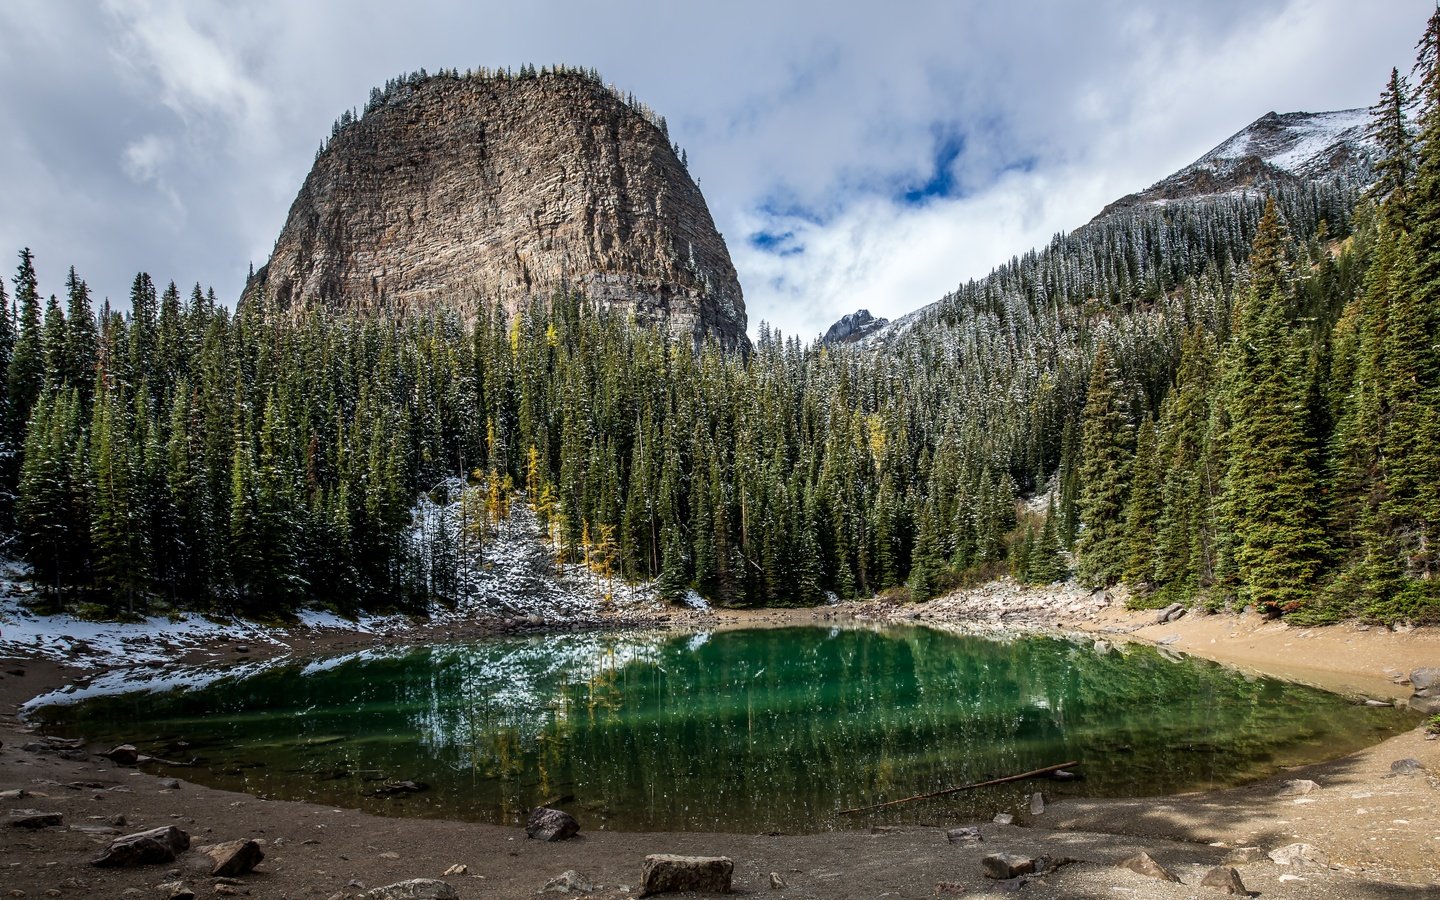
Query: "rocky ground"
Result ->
[[2, 585, 1438, 899]]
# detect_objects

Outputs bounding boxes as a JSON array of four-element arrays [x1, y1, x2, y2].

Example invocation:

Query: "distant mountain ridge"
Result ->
[[833, 107, 1375, 346]]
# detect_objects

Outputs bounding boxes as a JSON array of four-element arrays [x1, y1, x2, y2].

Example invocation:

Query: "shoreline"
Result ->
[[2, 590, 1438, 898]]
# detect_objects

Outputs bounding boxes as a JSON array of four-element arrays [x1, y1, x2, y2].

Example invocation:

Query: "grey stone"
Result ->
[[362, 880, 458, 900], [159, 779, 181, 790], [638, 854, 733, 896], [982, 853, 1036, 880], [104, 745, 140, 765], [525, 807, 579, 842], [540, 870, 594, 894], [201, 839, 264, 877], [1410, 667, 1440, 692], [1409, 694, 1440, 715], [1156, 602, 1186, 623], [1268, 843, 1328, 868], [1117, 851, 1181, 882], [1390, 758, 1425, 775], [91, 826, 190, 868], [768, 872, 785, 890], [945, 826, 982, 845], [1279, 779, 1318, 796], [992, 812, 1014, 825], [1029, 791, 1045, 815], [1200, 865, 1249, 894], [7, 810, 62, 829]]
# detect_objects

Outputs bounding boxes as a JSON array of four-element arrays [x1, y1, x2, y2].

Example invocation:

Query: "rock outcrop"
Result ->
[[246, 69, 748, 350]]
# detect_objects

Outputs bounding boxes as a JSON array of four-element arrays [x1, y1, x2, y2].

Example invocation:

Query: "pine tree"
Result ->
[[1121, 412, 1162, 598], [1075, 343, 1132, 586]]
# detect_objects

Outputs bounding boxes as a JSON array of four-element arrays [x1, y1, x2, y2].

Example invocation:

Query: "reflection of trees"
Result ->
[[32, 628, 1409, 832]]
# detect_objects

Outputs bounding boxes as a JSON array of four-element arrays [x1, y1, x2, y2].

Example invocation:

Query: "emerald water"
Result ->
[[29, 626, 1411, 832]]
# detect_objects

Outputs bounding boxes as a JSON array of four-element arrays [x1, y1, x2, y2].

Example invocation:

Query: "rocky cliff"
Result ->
[[244, 70, 749, 350]]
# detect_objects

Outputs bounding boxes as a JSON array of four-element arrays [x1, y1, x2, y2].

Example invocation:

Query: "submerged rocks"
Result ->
[[372, 780, 428, 797], [526, 807, 580, 842], [92, 825, 190, 867], [1116, 851, 1180, 882], [639, 854, 733, 896]]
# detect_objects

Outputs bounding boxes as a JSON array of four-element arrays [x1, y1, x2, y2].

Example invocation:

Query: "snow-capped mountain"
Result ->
[[1098, 108, 1374, 216]]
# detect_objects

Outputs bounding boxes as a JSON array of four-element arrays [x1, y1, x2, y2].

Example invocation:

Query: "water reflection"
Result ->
[[30, 626, 1411, 832]]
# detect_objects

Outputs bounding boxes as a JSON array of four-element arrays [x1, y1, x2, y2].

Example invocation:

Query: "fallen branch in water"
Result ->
[[837, 760, 1081, 815]]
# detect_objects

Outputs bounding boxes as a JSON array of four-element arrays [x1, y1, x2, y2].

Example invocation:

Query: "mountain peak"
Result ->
[[1098, 107, 1374, 217]]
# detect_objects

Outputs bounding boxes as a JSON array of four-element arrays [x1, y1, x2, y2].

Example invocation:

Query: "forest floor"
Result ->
[[2, 585, 1439, 899]]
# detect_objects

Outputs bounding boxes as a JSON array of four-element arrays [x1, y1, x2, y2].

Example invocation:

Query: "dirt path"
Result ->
[[1, 594, 1438, 899]]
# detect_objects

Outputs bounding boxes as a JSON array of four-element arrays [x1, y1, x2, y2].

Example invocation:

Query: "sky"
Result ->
[[0, 1, 1430, 342]]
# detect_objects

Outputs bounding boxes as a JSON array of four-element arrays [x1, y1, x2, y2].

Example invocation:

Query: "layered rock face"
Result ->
[[245, 71, 748, 350]]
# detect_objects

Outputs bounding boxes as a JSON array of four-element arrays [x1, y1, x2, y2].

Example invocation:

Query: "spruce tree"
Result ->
[[1076, 343, 1132, 587]]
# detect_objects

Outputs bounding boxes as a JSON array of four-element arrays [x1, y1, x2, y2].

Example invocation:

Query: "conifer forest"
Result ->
[[2, 19, 1439, 629]]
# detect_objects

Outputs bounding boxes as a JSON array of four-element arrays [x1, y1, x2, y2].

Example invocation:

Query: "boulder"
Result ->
[[1390, 758, 1425, 776], [104, 745, 140, 765], [362, 881, 458, 900], [945, 826, 982, 845], [1279, 779, 1318, 796], [991, 812, 1014, 825], [1156, 603, 1186, 624], [1410, 667, 1440, 693], [202, 839, 265, 877], [1268, 843, 1328, 868], [1029, 792, 1045, 815], [7, 809, 62, 829], [982, 853, 1036, 879], [768, 872, 785, 889], [1117, 851, 1180, 882], [1200, 865, 1249, 894], [91, 825, 191, 867], [639, 854, 733, 896], [1223, 846, 1264, 864], [541, 870, 595, 894], [1409, 694, 1440, 715], [525, 807, 579, 842]]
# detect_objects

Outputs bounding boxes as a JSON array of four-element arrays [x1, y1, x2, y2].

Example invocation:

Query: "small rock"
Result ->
[[378, 851, 400, 860], [1223, 846, 1264, 864], [638, 855, 733, 896], [157, 882, 195, 900], [541, 870, 595, 894], [0, 790, 29, 801], [441, 864, 467, 876], [1116, 851, 1180, 883], [7, 810, 62, 829], [982, 853, 1035, 880], [1268, 843, 1328, 868], [234, 645, 250, 654], [105, 745, 141, 765], [362, 881, 458, 900], [1279, 779, 1318, 796], [1199, 866, 1248, 894], [992, 813, 1013, 825], [935, 883, 966, 896], [108, 815, 128, 827], [1049, 769, 1079, 781], [1363, 699, 1393, 707], [1156, 603, 1186, 624], [1029, 792, 1045, 815], [202, 839, 264, 877], [769, 871, 785, 889], [212, 886, 245, 897], [1390, 758, 1425, 776], [525, 807, 579, 842], [946, 826, 982, 845], [92, 825, 191, 868], [159, 779, 181, 790]]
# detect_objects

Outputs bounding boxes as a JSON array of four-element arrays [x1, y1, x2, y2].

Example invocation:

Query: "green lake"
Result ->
[[28, 626, 1413, 832]]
